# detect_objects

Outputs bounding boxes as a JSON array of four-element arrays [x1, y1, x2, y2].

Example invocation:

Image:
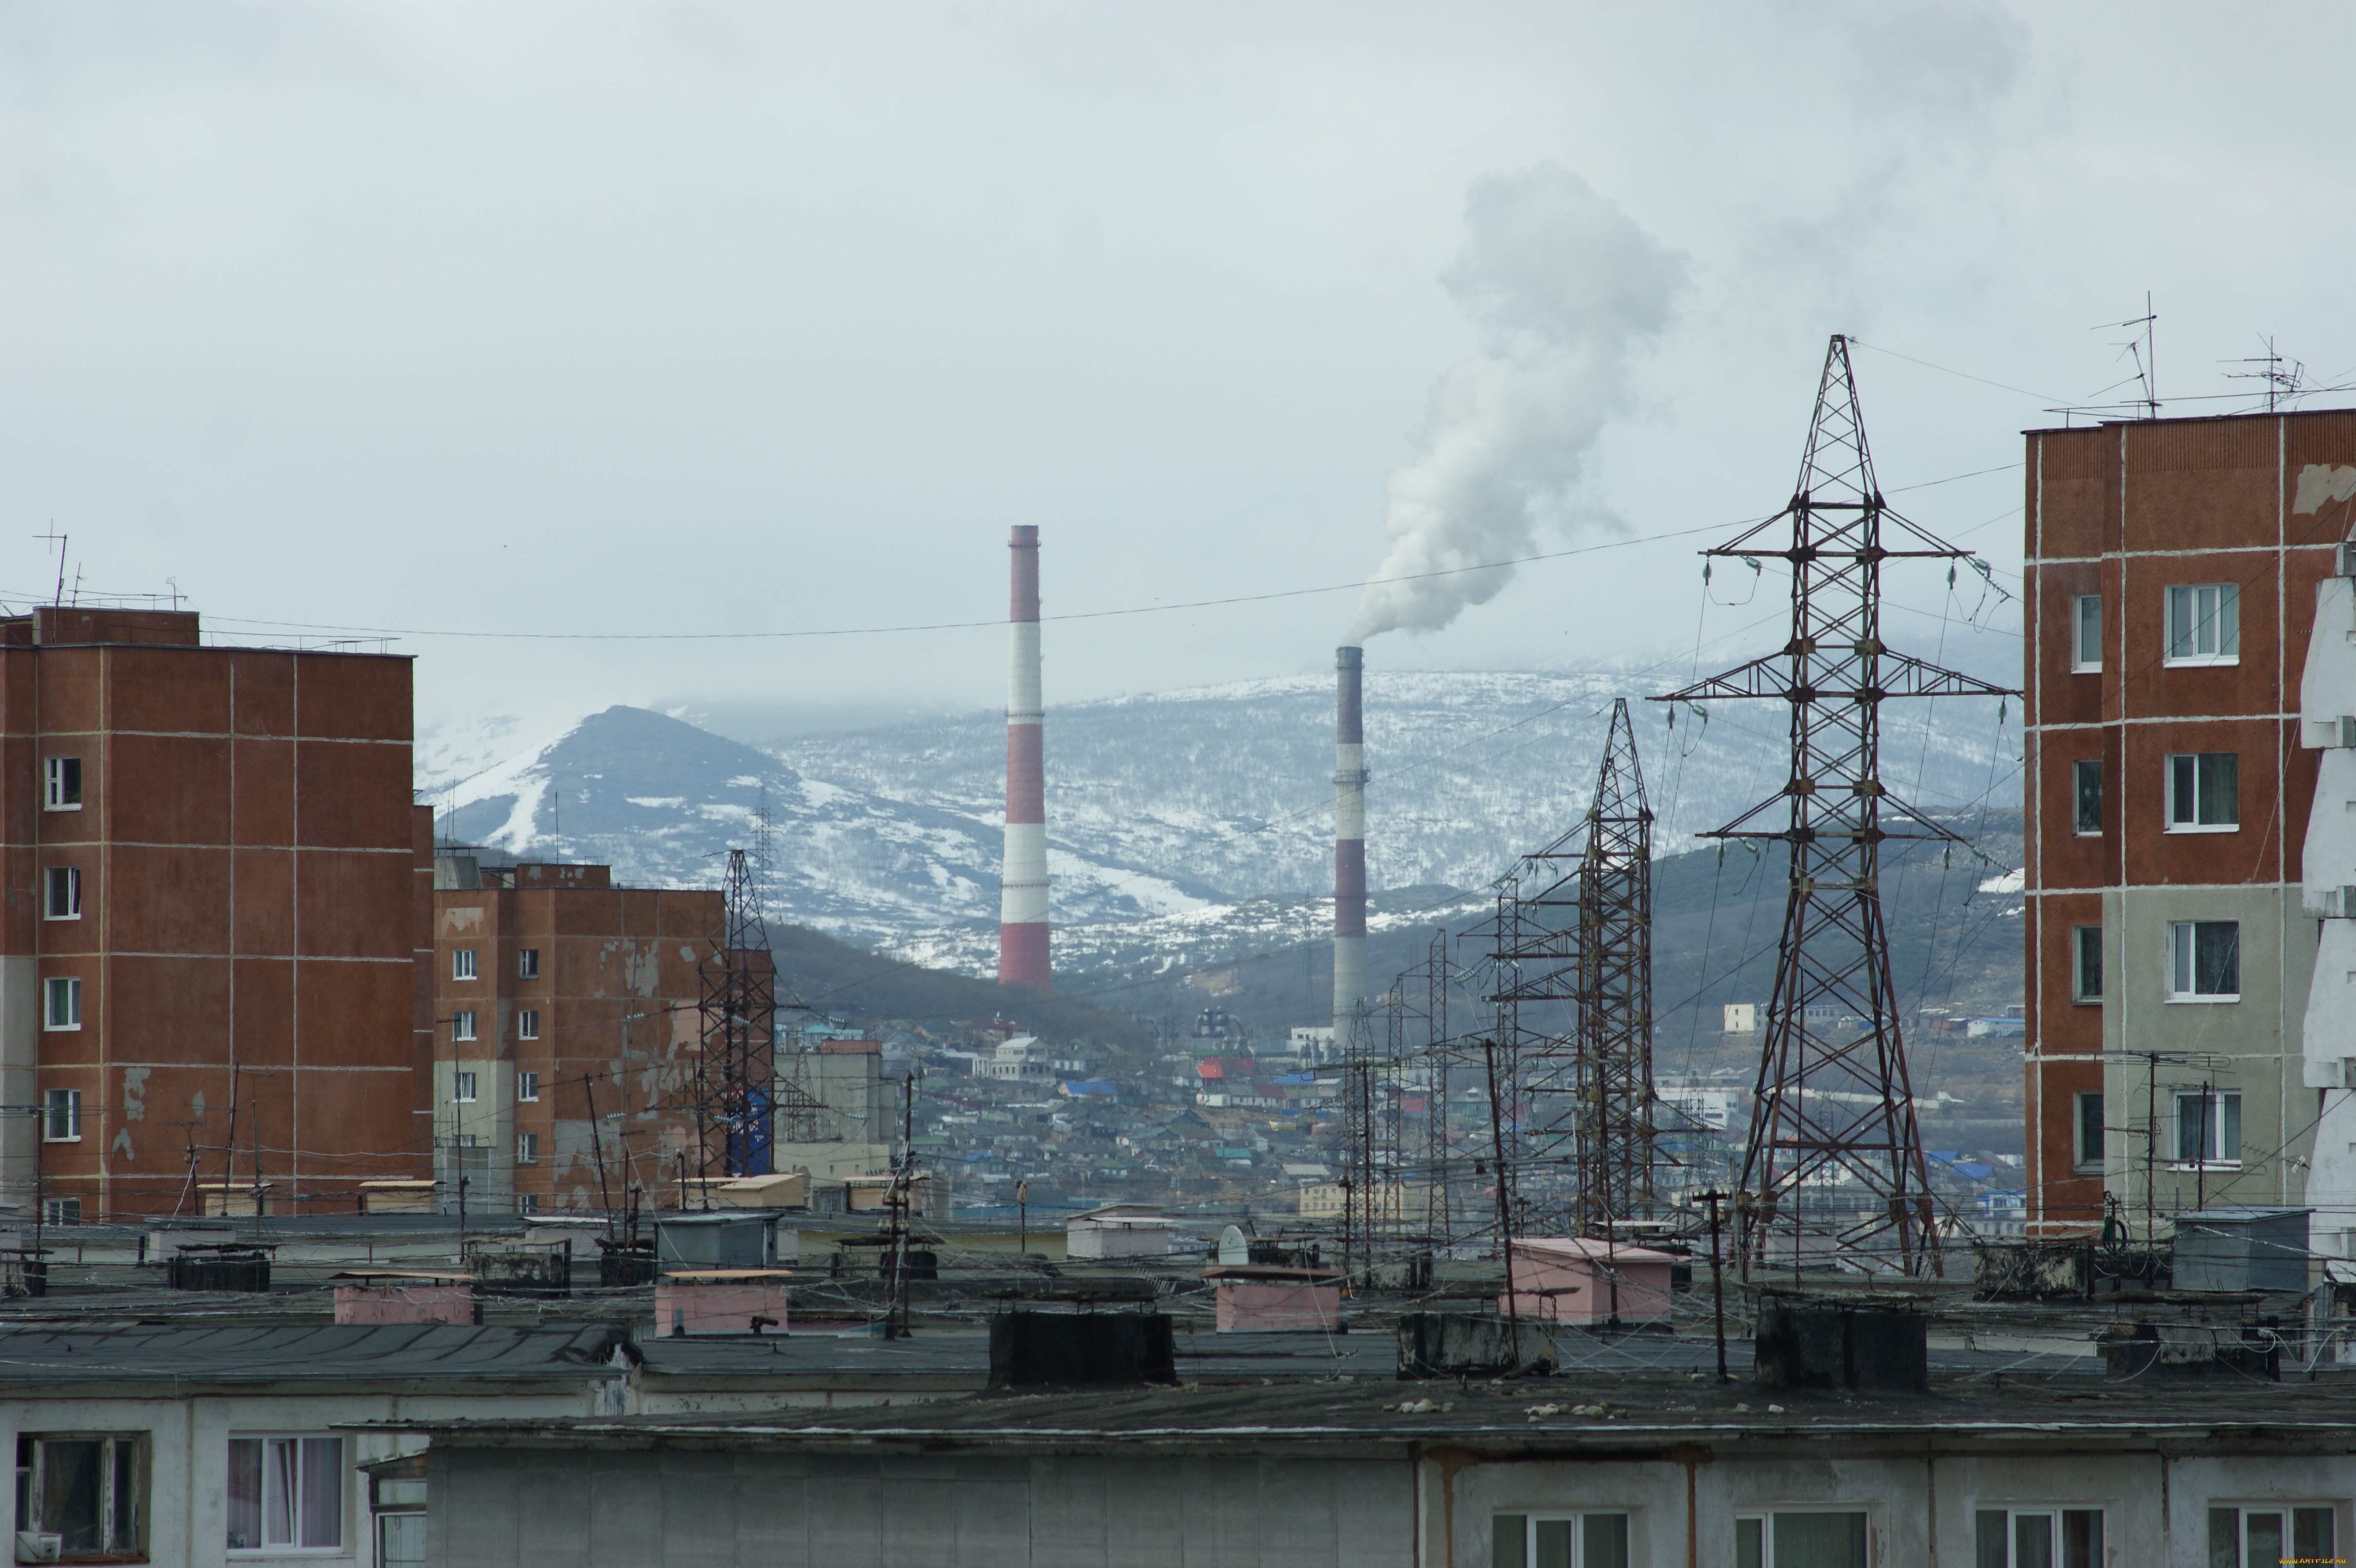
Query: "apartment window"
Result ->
[[2072, 759, 2103, 835], [371, 1459, 427, 1568], [43, 867, 80, 921], [517, 1133, 539, 1165], [451, 949, 477, 982], [2209, 1506, 2334, 1568], [43, 977, 80, 1031], [2072, 593, 2102, 671], [43, 1088, 81, 1143], [451, 1010, 476, 1043], [451, 1071, 477, 1104], [41, 1198, 81, 1227], [2165, 582, 2240, 664], [15, 1433, 148, 1561], [2072, 925, 2103, 1001], [518, 1009, 540, 1042], [2174, 1088, 2242, 1167], [1493, 1512, 1631, 1568], [517, 1194, 540, 1216], [43, 756, 82, 811], [226, 1435, 343, 1552], [516, 1070, 540, 1103], [1976, 1508, 2104, 1567], [2166, 752, 2239, 830], [517, 948, 540, 981], [2075, 1092, 2105, 1171], [2167, 920, 2240, 1001], [1736, 1512, 1868, 1568]]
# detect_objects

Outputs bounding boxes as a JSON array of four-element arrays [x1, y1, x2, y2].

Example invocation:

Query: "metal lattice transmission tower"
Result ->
[[695, 850, 789, 1179], [1575, 699, 1657, 1237], [1656, 335, 2014, 1277], [1336, 999, 1398, 1273], [1482, 825, 1584, 1240]]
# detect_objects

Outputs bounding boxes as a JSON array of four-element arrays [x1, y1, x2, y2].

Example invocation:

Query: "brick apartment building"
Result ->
[[0, 605, 433, 1221], [430, 853, 719, 1214], [2024, 408, 2356, 1249]]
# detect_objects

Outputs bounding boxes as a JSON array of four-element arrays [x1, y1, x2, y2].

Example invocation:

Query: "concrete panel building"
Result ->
[[2022, 409, 2356, 1241], [430, 855, 718, 1215], [403, 1382, 2354, 1568], [0, 606, 432, 1221]]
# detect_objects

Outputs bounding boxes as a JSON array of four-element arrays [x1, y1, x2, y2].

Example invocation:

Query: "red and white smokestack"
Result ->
[[999, 526, 1051, 989], [1333, 644, 1367, 1022]]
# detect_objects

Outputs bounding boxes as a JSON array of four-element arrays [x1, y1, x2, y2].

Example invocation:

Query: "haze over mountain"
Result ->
[[427, 669, 2020, 984]]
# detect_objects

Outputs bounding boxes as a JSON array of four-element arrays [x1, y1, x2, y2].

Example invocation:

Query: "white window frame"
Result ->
[[44, 976, 81, 1031], [1734, 1510, 1870, 1568], [2072, 925, 2102, 1002], [516, 1070, 540, 1103], [2164, 582, 2240, 666], [451, 1071, 478, 1105], [2165, 751, 2239, 833], [225, 1433, 345, 1554], [1974, 1506, 2106, 1568], [2166, 920, 2240, 1002], [451, 949, 478, 982], [2171, 1088, 2243, 1169], [517, 1009, 540, 1042], [517, 948, 540, 981], [44, 866, 81, 921], [2074, 1091, 2104, 1173], [2072, 593, 2102, 672], [516, 1133, 539, 1165], [451, 1010, 477, 1043], [2207, 1503, 2338, 1568], [43, 755, 82, 811], [41, 1197, 82, 1227], [43, 1087, 81, 1143], [1491, 1510, 1634, 1568], [2071, 757, 2103, 836], [16, 1430, 147, 1561]]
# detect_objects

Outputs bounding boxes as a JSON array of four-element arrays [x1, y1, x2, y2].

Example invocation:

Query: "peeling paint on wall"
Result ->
[[122, 1067, 148, 1123], [2292, 463, 2356, 516]]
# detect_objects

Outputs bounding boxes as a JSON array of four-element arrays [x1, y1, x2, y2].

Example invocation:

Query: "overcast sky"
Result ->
[[5, 3, 2351, 775]]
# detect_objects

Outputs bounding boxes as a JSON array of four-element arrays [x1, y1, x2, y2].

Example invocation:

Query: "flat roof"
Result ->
[[386, 1369, 2356, 1454], [0, 1324, 625, 1386]]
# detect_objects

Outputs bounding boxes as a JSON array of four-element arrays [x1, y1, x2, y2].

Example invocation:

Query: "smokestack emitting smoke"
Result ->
[[998, 526, 1050, 989], [1347, 163, 1685, 644], [1333, 645, 1367, 1023]]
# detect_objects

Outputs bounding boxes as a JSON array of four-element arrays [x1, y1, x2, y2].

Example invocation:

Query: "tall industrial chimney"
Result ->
[[1333, 645, 1367, 1023], [999, 526, 1051, 989]]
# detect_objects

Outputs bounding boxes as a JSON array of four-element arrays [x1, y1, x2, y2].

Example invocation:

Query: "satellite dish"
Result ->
[[1217, 1224, 1249, 1266]]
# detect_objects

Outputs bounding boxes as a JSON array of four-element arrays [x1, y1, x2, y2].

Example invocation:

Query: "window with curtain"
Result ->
[[226, 1436, 342, 1552]]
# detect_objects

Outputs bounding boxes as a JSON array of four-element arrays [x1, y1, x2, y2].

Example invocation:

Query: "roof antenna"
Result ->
[[2093, 293, 2159, 419], [2226, 334, 2309, 413], [35, 526, 66, 606]]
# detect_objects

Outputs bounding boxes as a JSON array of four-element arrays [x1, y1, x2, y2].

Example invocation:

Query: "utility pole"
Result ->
[[1657, 335, 2014, 1278], [1701, 1190, 1730, 1383]]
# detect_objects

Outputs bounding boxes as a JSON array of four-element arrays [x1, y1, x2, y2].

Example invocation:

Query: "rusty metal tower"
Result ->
[[1656, 335, 2012, 1276], [696, 849, 781, 1180], [1574, 699, 1656, 1236]]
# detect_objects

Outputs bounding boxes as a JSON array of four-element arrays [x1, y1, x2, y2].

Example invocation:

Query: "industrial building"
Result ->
[[0, 606, 433, 1221], [2021, 408, 2356, 1245], [430, 852, 718, 1215]]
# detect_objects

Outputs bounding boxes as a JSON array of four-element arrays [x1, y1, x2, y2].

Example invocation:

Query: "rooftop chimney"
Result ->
[[999, 527, 1050, 989], [1334, 645, 1367, 1022]]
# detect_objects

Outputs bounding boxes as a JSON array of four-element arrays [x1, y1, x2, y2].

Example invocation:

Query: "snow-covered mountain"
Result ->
[[425, 670, 2018, 973]]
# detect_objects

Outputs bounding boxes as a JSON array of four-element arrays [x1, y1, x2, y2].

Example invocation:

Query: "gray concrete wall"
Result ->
[[428, 1448, 1417, 1568], [2103, 883, 2319, 1227]]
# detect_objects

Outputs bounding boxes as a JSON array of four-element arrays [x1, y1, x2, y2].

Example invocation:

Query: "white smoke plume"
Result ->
[[1347, 165, 1686, 643]]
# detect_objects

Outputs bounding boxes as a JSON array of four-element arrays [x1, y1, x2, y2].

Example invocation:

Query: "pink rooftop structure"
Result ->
[[1498, 1237, 1676, 1325]]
